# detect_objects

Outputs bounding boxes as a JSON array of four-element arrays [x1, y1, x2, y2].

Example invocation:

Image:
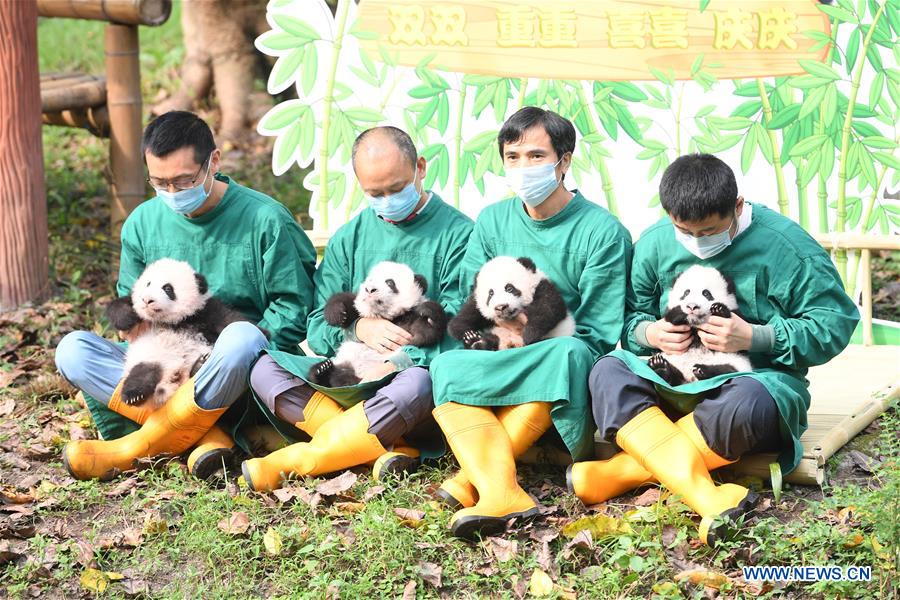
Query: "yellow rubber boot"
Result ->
[[295, 391, 344, 436], [567, 451, 657, 505], [433, 403, 538, 539], [241, 403, 387, 492], [567, 412, 740, 505], [616, 407, 757, 546], [63, 379, 226, 480], [104, 381, 237, 480], [437, 402, 552, 509], [373, 438, 421, 482]]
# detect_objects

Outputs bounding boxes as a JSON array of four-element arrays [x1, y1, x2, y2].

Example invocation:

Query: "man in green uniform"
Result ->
[[240, 126, 474, 492], [428, 107, 633, 539], [56, 111, 317, 480], [568, 153, 859, 545]]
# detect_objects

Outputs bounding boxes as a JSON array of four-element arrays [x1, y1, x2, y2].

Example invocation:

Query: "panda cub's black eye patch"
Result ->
[[504, 283, 521, 296], [680, 289, 690, 300], [162, 283, 176, 300], [486, 289, 494, 303], [702, 289, 713, 301], [385, 278, 398, 294]]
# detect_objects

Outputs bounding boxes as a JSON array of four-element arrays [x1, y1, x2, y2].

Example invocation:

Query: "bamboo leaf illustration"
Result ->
[[256, 31, 309, 52], [799, 59, 841, 81], [258, 100, 306, 132], [344, 108, 386, 123], [269, 47, 305, 94], [845, 28, 862, 74], [301, 44, 318, 94], [790, 134, 829, 157], [873, 152, 900, 169], [273, 120, 303, 175], [272, 14, 319, 40], [817, 4, 858, 24], [765, 104, 801, 129]]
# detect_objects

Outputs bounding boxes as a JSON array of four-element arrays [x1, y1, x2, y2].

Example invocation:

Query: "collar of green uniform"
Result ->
[[180, 173, 235, 224], [515, 189, 586, 229]]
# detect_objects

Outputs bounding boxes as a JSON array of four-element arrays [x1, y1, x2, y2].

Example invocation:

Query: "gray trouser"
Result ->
[[249, 354, 434, 447], [589, 356, 782, 461]]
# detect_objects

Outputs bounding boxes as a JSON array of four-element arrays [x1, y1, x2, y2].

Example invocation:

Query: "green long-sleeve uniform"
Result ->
[[85, 174, 317, 444], [263, 193, 474, 407], [607, 203, 859, 473], [430, 192, 633, 461]]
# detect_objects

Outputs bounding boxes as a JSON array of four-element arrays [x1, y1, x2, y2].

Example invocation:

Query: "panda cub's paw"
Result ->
[[121, 362, 163, 405], [307, 359, 334, 385], [323, 293, 359, 328], [648, 353, 670, 375], [709, 302, 732, 318], [469, 330, 500, 351]]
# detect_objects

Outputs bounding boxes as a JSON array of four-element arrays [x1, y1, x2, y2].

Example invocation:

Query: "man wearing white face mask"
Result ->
[[427, 107, 633, 538], [570, 154, 858, 546], [55, 111, 317, 479], [240, 126, 474, 492]]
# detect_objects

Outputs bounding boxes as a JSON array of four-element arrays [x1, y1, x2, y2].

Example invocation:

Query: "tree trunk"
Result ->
[[0, 2, 49, 311]]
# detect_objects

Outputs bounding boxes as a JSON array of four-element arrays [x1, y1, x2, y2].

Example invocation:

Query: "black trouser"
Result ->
[[589, 356, 782, 460]]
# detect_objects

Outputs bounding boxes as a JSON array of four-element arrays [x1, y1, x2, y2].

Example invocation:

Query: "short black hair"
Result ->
[[141, 111, 216, 165], [659, 154, 738, 222], [352, 126, 417, 169], [497, 107, 576, 160]]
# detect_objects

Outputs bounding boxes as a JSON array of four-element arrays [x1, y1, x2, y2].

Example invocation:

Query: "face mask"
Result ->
[[367, 170, 421, 222], [505, 159, 562, 208], [155, 156, 213, 215], [675, 216, 736, 260]]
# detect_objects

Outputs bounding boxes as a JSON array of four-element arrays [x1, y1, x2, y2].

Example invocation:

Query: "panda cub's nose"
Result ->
[[365, 286, 377, 294], [686, 303, 699, 312], [494, 303, 509, 313]]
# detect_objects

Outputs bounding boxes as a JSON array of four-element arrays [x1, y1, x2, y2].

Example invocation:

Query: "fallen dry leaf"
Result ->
[[674, 568, 731, 589], [79, 568, 122, 593], [401, 580, 416, 600], [363, 485, 385, 501], [74, 540, 96, 568], [315, 471, 358, 496], [0, 487, 34, 504], [333, 501, 366, 514], [105, 477, 138, 498], [217, 511, 251, 535], [418, 561, 442, 588], [529, 568, 555, 597], [843, 532, 865, 548], [394, 508, 426, 528], [142, 512, 169, 535], [633, 487, 661, 506], [486, 536, 518, 562], [263, 527, 283, 556], [529, 527, 559, 544], [0, 398, 16, 417], [562, 514, 631, 539]]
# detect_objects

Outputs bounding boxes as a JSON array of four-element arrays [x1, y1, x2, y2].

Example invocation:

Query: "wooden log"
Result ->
[[40, 73, 97, 91], [0, 2, 50, 309], [105, 24, 145, 231], [41, 76, 106, 111], [42, 105, 110, 137], [37, 0, 171, 26]]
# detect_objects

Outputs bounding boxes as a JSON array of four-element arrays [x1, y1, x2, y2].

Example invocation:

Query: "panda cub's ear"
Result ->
[[413, 273, 428, 294], [194, 273, 209, 295], [724, 274, 737, 296], [516, 257, 537, 272]]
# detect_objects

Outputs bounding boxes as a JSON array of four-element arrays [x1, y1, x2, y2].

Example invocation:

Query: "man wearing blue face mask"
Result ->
[[427, 107, 633, 539], [569, 154, 858, 546], [240, 125, 474, 492], [55, 111, 317, 479]]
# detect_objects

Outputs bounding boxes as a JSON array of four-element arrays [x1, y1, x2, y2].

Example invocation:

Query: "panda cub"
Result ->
[[308, 261, 449, 387], [449, 256, 575, 351], [106, 258, 255, 407], [648, 264, 753, 385]]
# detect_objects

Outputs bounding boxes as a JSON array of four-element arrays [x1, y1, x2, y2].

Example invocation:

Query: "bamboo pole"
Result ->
[[41, 77, 106, 112], [37, 0, 171, 26], [42, 106, 110, 137], [0, 1, 49, 309], [861, 248, 873, 346], [41, 73, 96, 90], [812, 233, 900, 252], [105, 24, 145, 231]]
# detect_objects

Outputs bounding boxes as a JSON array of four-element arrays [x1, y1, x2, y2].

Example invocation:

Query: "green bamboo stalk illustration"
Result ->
[[797, 178, 809, 230], [816, 108, 829, 233], [517, 78, 528, 110], [574, 83, 617, 216], [756, 78, 788, 216], [452, 84, 468, 208], [846, 153, 893, 294], [836, 2, 885, 285], [317, 0, 351, 231], [675, 83, 685, 156]]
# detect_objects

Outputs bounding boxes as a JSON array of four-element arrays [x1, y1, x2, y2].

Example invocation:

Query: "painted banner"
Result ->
[[355, 0, 831, 80]]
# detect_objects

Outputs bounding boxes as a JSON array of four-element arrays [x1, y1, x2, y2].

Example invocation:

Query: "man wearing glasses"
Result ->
[[55, 111, 317, 480]]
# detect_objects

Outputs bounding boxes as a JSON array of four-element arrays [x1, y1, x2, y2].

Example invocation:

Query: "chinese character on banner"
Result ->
[[649, 7, 688, 49], [757, 7, 798, 50], [497, 6, 537, 47], [607, 11, 646, 49], [430, 5, 469, 46], [538, 7, 577, 48], [388, 5, 427, 45], [712, 9, 755, 50]]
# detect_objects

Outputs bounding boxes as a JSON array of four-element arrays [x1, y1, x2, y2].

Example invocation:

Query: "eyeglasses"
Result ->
[[147, 156, 211, 191]]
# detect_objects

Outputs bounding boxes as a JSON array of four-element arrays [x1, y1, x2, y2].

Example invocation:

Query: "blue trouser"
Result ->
[[589, 356, 782, 461], [55, 322, 269, 414]]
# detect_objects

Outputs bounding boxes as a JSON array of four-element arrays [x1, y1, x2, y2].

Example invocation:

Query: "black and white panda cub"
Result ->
[[307, 261, 449, 388], [449, 256, 575, 351], [648, 264, 753, 385], [106, 258, 255, 407]]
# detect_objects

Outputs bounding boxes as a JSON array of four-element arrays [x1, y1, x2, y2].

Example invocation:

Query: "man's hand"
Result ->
[[355, 317, 412, 353], [360, 360, 397, 383], [118, 320, 150, 343], [645, 319, 693, 354], [697, 312, 753, 353]]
